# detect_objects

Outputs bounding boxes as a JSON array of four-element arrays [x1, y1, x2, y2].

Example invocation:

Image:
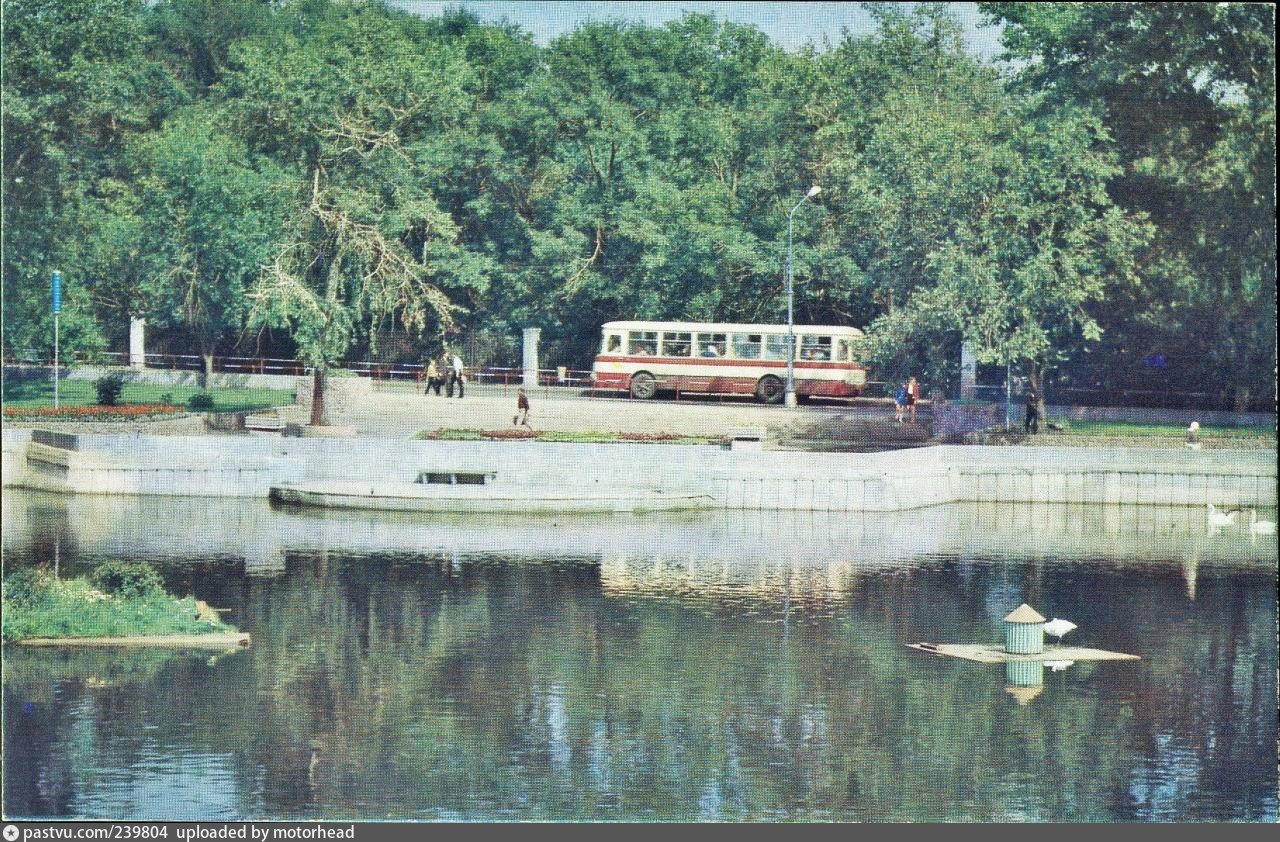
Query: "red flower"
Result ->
[[3, 404, 183, 421], [481, 428, 538, 439]]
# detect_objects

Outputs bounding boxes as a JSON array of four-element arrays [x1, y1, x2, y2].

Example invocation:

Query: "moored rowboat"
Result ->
[[270, 480, 712, 514]]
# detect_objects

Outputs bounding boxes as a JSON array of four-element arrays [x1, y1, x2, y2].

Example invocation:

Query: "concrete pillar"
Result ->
[[129, 316, 146, 369], [522, 327, 541, 388], [960, 342, 976, 400]]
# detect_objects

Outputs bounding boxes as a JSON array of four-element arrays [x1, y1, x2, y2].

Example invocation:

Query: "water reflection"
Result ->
[[3, 491, 1276, 821]]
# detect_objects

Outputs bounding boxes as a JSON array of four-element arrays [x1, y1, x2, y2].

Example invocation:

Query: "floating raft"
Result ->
[[271, 480, 713, 514], [18, 633, 251, 649], [907, 643, 1139, 663]]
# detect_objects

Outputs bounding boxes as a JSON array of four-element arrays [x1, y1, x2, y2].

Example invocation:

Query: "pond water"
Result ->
[[3, 490, 1275, 822]]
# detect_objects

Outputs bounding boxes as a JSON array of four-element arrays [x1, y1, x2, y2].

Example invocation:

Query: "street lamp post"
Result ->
[[785, 185, 821, 408]]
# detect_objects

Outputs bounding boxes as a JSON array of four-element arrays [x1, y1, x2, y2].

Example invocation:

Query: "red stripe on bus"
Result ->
[[593, 355, 866, 371], [592, 371, 862, 398]]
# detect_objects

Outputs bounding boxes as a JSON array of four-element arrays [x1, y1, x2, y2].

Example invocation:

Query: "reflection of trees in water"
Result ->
[[4, 545, 1275, 820]]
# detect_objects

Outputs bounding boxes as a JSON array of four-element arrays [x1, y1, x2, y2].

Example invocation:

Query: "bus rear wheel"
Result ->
[[630, 372, 658, 400], [755, 375, 784, 404]]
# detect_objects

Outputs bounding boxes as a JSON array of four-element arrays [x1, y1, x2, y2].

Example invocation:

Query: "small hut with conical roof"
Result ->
[[1003, 604, 1046, 654]]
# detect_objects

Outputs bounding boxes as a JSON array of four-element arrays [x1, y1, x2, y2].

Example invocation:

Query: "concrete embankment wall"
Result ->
[[3, 429, 1274, 511]]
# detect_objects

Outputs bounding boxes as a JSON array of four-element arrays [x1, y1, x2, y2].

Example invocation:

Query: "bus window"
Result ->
[[661, 332, 692, 357], [836, 338, 854, 362], [764, 334, 792, 361], [628, 331, 658, 355], [696, 333, 727, 357], [731, 334, 762, 359], [800, 336, 832, 361], [603, 334, 623, 354]]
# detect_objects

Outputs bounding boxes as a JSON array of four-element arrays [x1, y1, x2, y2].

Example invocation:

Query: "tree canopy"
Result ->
[[2, 0, 1274, 410]]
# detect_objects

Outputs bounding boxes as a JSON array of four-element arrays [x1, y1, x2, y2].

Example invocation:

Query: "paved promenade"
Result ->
[[291, 381, 912, 441]]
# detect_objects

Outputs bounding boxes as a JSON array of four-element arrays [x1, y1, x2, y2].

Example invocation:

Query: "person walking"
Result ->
[[513, 386, 533, 429], [893, 382, 907, 424], [446, 351, 465, 399], [424, 358, 442, 396], [906, 376, 920, 422], [1024, 389, 1040, 434]]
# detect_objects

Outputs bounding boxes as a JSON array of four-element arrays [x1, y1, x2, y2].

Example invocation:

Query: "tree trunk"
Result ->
[[310, 368, 326, 427], [1027, 362, 1048, 430], [201, 352, 214, 389]]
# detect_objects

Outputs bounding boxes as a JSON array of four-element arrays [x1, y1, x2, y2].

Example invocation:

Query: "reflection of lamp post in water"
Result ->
[[785, 186, 821, 408], [51, 271, 62, 409]]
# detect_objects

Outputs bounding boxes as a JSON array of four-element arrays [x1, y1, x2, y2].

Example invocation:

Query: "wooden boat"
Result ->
[[269, 476, 712, 514]]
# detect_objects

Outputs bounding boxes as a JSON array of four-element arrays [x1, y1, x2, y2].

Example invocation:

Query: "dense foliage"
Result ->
[[93, 370, 128, 405], [3, 1, 1273, 409], [1, 564, 235, 641]]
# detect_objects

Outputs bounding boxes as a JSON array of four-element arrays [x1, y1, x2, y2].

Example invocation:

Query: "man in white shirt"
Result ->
[[447, 352, 465, 398]]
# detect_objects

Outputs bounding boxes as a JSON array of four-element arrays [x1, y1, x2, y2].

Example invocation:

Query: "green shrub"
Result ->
[[159, 392, 175, 405], [90, 560, 164, 600], [94, 371, 128, 406], [4, 567, 54, 607], [187, 392, 215, 411]]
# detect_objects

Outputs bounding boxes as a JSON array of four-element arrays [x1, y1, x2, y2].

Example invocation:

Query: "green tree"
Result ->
[[865, 109, 1149, 418], [2, 0, 180, 358], [226, 0, 481, 423], [134, 108, 288, 381], [981, 2, 1276, 409]]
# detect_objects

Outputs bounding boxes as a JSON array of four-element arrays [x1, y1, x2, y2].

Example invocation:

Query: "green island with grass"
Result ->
[[2, 377, 293, 416], [2, 561, 239, 644], [416, 428, 725, 445]]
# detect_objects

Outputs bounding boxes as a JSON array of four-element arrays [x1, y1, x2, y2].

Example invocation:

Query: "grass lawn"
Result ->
[[2, 568, 237, 643], [2, 378, 293, 413], [1051, 419, 1276, 442]]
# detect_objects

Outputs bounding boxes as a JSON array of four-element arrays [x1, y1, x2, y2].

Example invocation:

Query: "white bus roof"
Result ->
[[602, 320, 865, 336]]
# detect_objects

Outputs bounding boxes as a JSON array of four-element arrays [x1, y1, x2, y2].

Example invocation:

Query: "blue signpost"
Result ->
[[51, 271, 62, 408]]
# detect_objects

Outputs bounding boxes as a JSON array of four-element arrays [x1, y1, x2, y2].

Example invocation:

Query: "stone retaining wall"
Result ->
[[3, 429, 1274, 511]]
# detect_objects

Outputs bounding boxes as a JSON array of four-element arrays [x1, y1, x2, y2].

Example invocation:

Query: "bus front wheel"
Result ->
[[630, 372, 658, 400], [755, 375, 785, 404]]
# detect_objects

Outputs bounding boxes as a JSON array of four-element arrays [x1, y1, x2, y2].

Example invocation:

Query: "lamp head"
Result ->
[[806, 185, 822, 198]]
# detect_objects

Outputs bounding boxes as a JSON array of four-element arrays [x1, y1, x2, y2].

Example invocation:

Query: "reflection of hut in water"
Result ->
[[1005, 684, 1044, 705], [1006, 659, 1045, 687]]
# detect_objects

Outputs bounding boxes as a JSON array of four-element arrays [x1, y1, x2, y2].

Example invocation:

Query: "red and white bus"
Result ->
[[592, 320, 868, 403]]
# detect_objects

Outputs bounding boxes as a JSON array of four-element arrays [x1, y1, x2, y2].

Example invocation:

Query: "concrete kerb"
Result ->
[[3, 429, 1275, 512]]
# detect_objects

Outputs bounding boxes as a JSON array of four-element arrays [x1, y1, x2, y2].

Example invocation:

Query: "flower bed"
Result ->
[[3, 403, 184, 422], [417, 428, 724, 445]]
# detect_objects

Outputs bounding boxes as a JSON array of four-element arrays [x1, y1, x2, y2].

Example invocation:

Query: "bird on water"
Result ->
[[1206, 503, 1239, 528], [1248, 509, 1276, 536]]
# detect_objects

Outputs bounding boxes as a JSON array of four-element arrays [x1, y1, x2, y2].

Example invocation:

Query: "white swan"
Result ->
[[1207, 504, 1238, 528], [1249, 509, 1276, 535], [1043, 618, 1077, 644]]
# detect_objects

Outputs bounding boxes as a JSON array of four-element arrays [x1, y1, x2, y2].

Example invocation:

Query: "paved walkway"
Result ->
[[289, 381, 913, 441]]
